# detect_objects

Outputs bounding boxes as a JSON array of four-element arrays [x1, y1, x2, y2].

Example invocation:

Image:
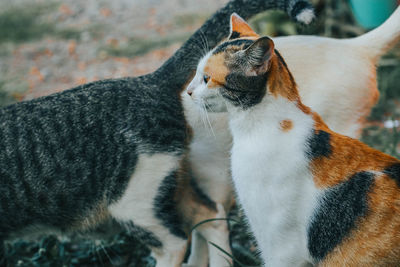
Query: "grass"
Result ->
[[4, 233, 155, 267], [0, 81, 16, 107], [0, 79, 27, 107], [0, 2, 82, 44]]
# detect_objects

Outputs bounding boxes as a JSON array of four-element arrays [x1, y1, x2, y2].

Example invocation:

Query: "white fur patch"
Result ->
[[108, 153, 179, 223], [295, 8, 315, 25], [107, 153, 187, 256]]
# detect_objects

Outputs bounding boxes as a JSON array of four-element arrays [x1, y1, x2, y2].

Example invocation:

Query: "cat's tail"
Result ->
[[351, 6, 400, 59], [284, 0, 315, 24]]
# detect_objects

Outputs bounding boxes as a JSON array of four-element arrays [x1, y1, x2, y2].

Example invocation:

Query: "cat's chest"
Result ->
[[230, 133, 319, 263], [230, 128, 313, 211], [229, 115, 320, 257]]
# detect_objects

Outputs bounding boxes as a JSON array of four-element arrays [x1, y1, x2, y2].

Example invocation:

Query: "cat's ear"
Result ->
[[228, 13, 259, 39], [244, 36, 274, 75]]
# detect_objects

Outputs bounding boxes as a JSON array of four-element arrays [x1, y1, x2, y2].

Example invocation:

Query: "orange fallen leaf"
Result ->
[[100, 8, 112, 17], [76, 77, 87, 85], [68, 40, 77, 55], [59, 4, 73, 15]]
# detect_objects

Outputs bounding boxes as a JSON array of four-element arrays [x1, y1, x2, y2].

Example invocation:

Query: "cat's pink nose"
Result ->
[[187, 91, 193, 96]]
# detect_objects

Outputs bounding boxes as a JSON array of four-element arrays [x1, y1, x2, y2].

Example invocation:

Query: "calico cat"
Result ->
[[187, 17, 400, 266], [0, 0, 315, 266], [184, 8, 400, 264]]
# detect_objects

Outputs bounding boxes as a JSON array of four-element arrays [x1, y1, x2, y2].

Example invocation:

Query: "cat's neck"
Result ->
[[229, 94, 314, 137]]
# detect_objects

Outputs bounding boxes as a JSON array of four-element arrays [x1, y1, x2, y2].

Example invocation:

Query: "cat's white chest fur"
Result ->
[[229, 98, 320, 266]]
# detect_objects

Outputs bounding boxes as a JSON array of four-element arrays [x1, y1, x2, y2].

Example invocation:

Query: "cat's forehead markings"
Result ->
[[212, 39, 254, 55], [203, 53, 229, 87]]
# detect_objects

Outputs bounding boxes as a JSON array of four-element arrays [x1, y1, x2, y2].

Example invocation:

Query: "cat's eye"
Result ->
[[203, 75, 210, 84]]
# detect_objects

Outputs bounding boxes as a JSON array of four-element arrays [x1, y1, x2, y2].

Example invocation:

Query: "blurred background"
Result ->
[[0, 0, 399, 266]]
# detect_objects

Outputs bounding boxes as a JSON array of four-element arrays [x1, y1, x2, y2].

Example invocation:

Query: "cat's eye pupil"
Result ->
[[203, 75, 210, 84]]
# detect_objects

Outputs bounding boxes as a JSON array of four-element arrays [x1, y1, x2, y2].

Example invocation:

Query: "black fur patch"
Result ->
[[221, 72, 268, 109], [274, 49, 297, 86], [290, 1, 313, 20], [153, 171, 186, 239], [124, 222, 162, 248], [0, 240, 4, 266], [308, 172, 374, 262], [306, 130, 332, 159], [190, 178, 217, 211], [213, 39, 254, 54], [229, 31, 241, 40], [383, 163, 400, 187]]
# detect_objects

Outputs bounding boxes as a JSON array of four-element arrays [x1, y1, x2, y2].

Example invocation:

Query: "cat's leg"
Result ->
[[152, 239, 187, 267], [122, 221, 188, 267], [108, 153, 191, 267], [186, 230, 209, 267], [195, 203, 232, 267], [180, 175, 232, 267]]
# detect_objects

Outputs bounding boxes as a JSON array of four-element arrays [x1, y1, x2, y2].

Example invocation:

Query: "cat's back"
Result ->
[[0, 75, 186, 151], [273, 35, 379, 138]]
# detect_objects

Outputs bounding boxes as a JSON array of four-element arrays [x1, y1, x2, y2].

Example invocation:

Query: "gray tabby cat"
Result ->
[[0, 0, 313, 266]]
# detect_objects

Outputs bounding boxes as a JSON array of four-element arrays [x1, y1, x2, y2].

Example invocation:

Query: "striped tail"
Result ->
[[286, 0, 315, 24]]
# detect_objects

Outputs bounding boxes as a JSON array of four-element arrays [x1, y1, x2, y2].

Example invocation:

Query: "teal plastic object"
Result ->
[[349, 0, 398, 28]]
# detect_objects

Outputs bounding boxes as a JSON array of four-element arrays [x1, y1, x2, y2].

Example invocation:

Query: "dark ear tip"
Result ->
[[256, 36, 275, 50]]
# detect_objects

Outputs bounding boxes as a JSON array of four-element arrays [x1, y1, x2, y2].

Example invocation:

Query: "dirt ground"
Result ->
[[0, 0, 227, 100]]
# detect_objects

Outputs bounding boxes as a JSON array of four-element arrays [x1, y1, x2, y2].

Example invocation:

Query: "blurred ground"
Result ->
[[0, 0, 227, 102], [0, 0, 399, 266]]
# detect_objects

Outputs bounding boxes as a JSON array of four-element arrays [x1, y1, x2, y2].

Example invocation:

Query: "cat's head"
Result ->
[[186, 13, 298, 111]]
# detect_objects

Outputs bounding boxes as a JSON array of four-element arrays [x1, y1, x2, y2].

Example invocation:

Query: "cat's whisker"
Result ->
[[196, 32, 206, 56], [198, 100, 213, 136], [234, 95, 245, 110], [197, 100, 207, 126], [204, 99, 215, 113], [184, 48, 201, 62], [201, 106, 214, 137], [201, 29, 210, 52], [199, 29, 210, 56], [191, 38, 207, 58], [202, 101, 216, 138], [198, 35, 206, 56]]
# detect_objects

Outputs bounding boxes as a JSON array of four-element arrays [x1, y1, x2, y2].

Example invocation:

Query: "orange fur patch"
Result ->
[[310, 115, 399, 188], [280, 119, 293, 132], [231, 14, 259, 38], [204, 53, 229, 88], [267, 53, 300, 103]]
